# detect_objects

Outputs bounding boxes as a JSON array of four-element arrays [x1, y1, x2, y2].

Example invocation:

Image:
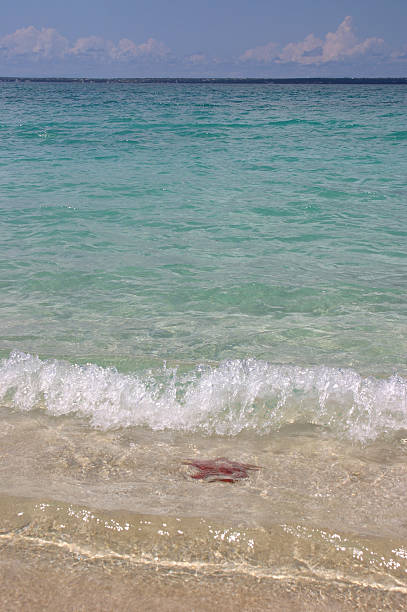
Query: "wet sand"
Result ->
[[2, 540, 406, 612], [1, 492, 407, 611]]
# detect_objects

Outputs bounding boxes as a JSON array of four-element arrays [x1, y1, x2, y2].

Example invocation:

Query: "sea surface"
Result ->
[[1, 82, 407, 607]]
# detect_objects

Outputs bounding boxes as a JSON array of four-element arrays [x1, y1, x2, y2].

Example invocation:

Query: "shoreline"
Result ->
[[2, 534, 406, 611], [2, 493, 407, 604]]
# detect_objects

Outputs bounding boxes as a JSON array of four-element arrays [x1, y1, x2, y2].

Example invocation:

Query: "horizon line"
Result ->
[[1, 76, 407, 85]]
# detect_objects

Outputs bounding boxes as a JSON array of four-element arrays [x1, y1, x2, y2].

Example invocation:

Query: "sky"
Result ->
[[0, 0, 406, 77]]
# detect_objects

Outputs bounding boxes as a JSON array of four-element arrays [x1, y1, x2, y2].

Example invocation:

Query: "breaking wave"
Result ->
[[1, 352, 406, 441]]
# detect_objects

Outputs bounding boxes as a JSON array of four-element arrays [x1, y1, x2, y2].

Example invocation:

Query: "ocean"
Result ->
[[1, 81, 407, 609]]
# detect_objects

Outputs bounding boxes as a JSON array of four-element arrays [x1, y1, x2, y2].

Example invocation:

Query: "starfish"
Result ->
[[183, 457, 260, 483]]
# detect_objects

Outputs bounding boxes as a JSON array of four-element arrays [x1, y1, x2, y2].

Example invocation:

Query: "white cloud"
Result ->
[[112, 37, 170, 59], [278, 33, 322, 64], [241, 17, 384, 65], [187, 53, 207, 64], [0, 26, 69, 59], [316, 16, 383, 63], [390, 46, 407, 61], [0, 19, 390, 72], [0, 26, 170, 63], [70, 35, 113, 58], [239, 41, 278, 63]]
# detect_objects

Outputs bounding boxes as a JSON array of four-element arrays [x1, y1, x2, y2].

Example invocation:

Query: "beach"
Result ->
[[1, 81, 407, 609]]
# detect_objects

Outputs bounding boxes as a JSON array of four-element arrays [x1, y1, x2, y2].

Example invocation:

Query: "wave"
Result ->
[[0, 351, 406, 441]]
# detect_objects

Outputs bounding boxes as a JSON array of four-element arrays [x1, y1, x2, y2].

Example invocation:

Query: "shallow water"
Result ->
[[1, 82, 407, 604], [2, 407, 407, 597], [1, 82, 407, 373]]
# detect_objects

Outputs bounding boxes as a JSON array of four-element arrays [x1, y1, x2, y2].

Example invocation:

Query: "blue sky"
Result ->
[[1, 0, 406, 77]]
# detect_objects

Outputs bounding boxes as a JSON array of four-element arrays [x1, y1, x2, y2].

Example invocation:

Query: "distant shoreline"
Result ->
[[0, 77, 406, 84]]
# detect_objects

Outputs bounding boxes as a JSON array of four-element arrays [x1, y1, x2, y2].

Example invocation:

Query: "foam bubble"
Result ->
[[0, 351, 406, 441]]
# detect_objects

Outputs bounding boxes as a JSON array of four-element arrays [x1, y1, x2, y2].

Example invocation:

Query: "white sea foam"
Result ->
[[0, 351, 406, 441]]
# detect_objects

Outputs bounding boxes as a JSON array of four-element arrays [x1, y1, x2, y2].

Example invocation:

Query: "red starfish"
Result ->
[[183, 457, 260, 483]]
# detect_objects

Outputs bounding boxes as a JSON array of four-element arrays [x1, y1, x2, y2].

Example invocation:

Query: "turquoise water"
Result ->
[[1, 82, 407, 439]]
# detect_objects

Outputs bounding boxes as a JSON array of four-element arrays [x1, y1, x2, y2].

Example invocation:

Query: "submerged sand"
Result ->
[[1, 534, 406, 611], [1, 408, 407, 609]]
